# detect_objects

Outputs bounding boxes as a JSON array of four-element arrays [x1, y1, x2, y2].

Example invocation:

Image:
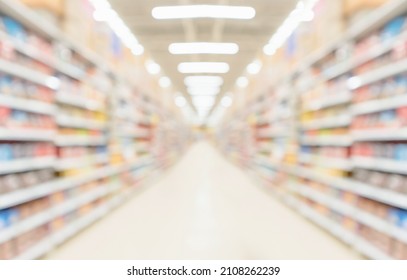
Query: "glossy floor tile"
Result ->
[[46, 141, 362, 260]]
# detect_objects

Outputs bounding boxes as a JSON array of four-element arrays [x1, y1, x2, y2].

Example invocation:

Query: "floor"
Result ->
[[46, 141, 362, 260]]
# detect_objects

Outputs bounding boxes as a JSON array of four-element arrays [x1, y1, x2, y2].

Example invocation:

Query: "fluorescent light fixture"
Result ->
[[175, 96, 187, 107], [178, 62, 230, 74], [263, 0, 319, 56], [247, 60, 262, 75], [152, 5, 256, 20], [236, 76, 249, 88], [159, 76, 171, 88], [169, 42, 239, 55], [145, 60, 161, 75], [221, 96, 233, 107], [192, 96, 216, 107], [188, 87, 220, 96], [184, 76, 224, 87], [89, 0, 144, 56]]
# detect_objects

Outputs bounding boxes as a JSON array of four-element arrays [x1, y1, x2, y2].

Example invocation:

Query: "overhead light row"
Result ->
[[152, 5, 255, 20], [89, 0, 144, 55], [263, 0, 318, 56], [150, 4, 256, 118]]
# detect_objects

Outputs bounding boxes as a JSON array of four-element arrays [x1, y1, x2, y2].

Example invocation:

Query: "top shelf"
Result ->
[[297, 0, 407, 73], [0, 0, 111, 75]]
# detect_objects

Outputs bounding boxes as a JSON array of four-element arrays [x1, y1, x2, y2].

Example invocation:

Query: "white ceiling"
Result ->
[[109, 0, 298, 114]]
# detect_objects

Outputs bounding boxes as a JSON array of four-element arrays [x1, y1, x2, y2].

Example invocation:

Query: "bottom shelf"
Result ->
[[13, 168, 159, 260], [251, 171, 394, 260]]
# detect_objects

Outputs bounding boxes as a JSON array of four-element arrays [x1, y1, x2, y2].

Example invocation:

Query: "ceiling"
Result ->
[[109, 0, 298, 116]]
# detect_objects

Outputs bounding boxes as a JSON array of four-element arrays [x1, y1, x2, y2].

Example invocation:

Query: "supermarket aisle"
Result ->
[[47, 142, 361, 259]]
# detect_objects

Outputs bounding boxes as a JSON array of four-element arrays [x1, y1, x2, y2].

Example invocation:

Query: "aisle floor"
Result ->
[[47, 142, 362, 259]]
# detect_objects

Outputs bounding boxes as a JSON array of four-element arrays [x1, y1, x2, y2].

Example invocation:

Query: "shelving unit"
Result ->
[[218, 0, 407, 260], [0, 0, 188, 260]]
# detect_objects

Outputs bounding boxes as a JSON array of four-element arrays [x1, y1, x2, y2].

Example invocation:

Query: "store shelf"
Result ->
[[0, 31, 85, 81], [353, 237, 393, 260], [55, 135, 107, 147], [14, 201, 109, 260], [0, 157, 55, 175], [346, 179, 407, 210], [0, 94, 56, 115], [283, 163, 407, 209], [300, 115, 351, 130], [300, 135, 353, 146], [0, 128, 55, 141], [56, 93, 104, 112], [352, 156, 407, 175], [351, 57, 407, 89], [352, 128, 407, 141], [54, 154, 109, 171], [324, 30, 407, 81], [0, 58, 58, 90], [0, 164, 131, 210], [285, 195, 393, 259], [0, 184, 110, 245], [298, 153, 352, 171], [302, 92, 352, 112], [56, 115, 106, 130], [351, 95, 407, 116]]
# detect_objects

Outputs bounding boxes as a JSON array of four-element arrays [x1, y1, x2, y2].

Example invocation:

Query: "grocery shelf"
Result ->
[[55, 135, 107, 147], [0, 58, 58, 89], [302, 92, 352, 112], [298, 153, 352, 171], [54, 154, 109, 171], [0, 157, 55, 175], [0, 128, 55, 142], [352, 156, 407, 175], [352, 128, 407, 141], [56, 115, 107, 130], [300, 115, 352, 130], [353, 237, 393, 260], [0, 163, 136, 210], [291, 182, 407, 244], [0, 184, 110, 245], [14, 201, 110, 260], [324, 30, 407, 81], [287, 163, 407, 209], [0, 31, 85, 81], [352, 57, 407, 89], [285, 195, 393, 259], [56, 93, 104, 112], [300, 135, 353, 146], [0, 94, 56, 115], [351, 95, 407, 116]]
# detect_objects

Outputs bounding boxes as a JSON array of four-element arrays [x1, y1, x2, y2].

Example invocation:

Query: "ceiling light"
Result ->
[[247, 60, 262, 75], [184, 76, 224, 87], [192, 96, 216, 107], [178, 62, 230, 74], [263, 0, 319, 56], [145, 60, 161, 75], [236, 76, 249, 88], [169, 42, 239, 55], [159, 76, 171, 88], [188, 87, 220, 96], [152, 5, 255, 20], [221, 96, 233, 108], [175, 96, 187, 107], [89, 0, 144, 56]]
